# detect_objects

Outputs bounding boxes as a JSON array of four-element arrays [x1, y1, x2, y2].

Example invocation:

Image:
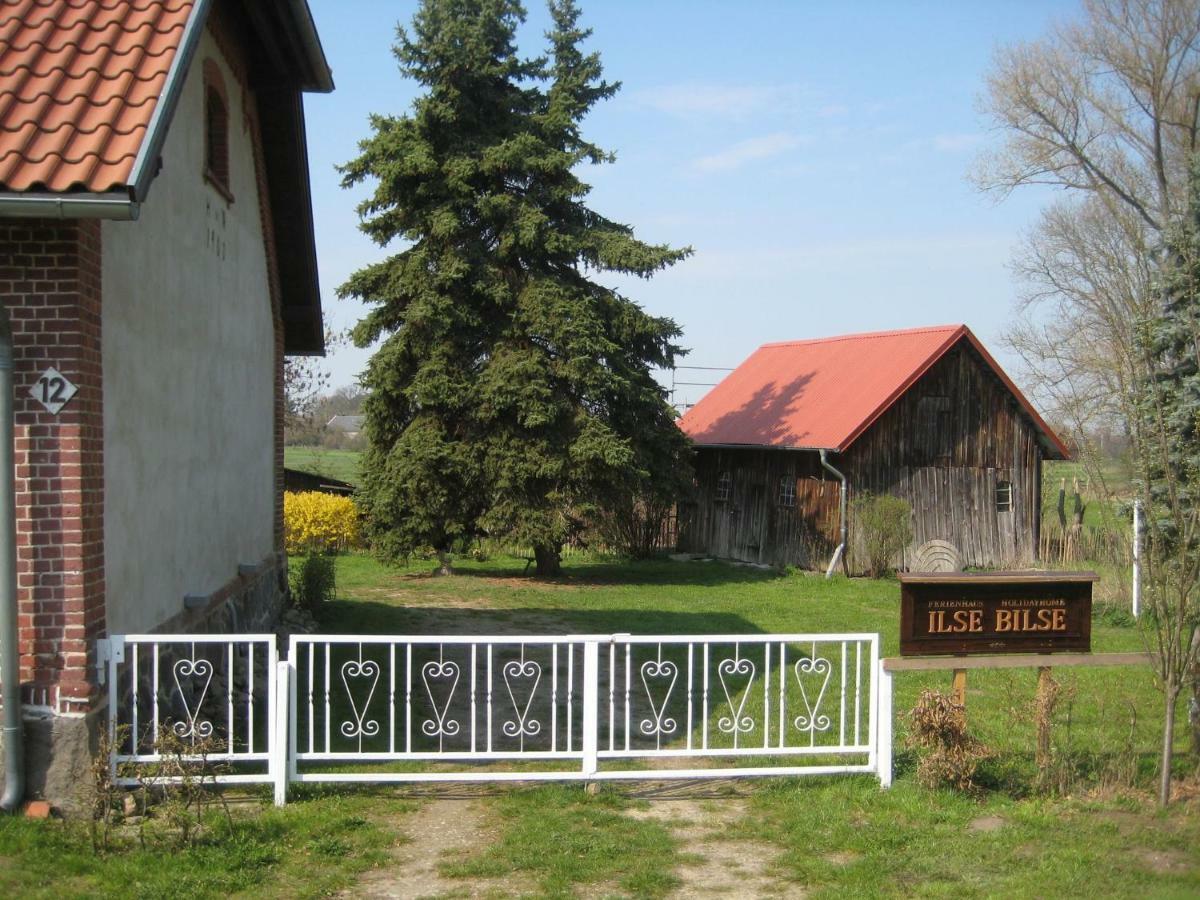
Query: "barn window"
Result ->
[[778, 476, 796, 507], [203, 60, 233, 201], [996, 480, 1013, 512], [715, 471, 732, 502]]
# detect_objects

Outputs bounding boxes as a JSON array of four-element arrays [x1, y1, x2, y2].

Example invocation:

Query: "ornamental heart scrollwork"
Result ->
[[502, 658, 542, 740], [639, 657, 678, 745], [421, 659, 461, 740], [340, 658, 380, 741], [716, 655, 756, 738], [171, 656, 214, 741], [792, 655, 832, 736]]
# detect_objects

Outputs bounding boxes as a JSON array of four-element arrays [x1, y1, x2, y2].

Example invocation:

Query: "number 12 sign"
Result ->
[[30, 367, 78, 415]]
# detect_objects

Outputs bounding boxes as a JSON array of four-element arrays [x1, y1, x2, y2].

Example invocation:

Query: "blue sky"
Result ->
[[303, 0, 1077, 408]]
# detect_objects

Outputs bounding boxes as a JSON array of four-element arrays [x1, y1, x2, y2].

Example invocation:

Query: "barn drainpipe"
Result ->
[[0, 308, 22, 812], [819, 449, 849, 579]]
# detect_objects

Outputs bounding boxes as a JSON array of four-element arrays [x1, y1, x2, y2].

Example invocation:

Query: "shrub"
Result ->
[[288, 552, 337, 610], [597, 494, 676, 559], [851, 492, 912, 577], [283, 491, 360, 555], [906, 689, 990, 790]]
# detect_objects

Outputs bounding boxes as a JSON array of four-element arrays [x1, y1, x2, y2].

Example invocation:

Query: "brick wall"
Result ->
[[0, 219, 104, 714]]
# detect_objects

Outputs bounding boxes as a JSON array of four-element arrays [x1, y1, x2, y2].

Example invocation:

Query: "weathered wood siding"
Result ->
[[678, 343, 1045, 571], [844, 344, 1041, 568], [676, 449, 840, 568]]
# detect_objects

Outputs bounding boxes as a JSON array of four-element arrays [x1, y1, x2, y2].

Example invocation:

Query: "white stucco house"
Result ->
[[0, 0, 332, 803]]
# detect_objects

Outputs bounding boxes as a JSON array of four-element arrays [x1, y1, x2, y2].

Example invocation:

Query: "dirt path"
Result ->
[[346, 799, 524, 900], [344, 792, 803, 899], [625, 799, 805, 898]]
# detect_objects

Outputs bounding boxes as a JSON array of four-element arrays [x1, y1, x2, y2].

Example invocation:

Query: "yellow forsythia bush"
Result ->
[[283, 491, 360, 555]]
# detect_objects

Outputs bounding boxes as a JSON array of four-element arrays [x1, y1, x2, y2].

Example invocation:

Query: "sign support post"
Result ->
[[951, 668, 967, 706]]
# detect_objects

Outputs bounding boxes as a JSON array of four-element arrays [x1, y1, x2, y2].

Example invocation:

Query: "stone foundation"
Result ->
[[155, 550, 288, 636], [0, 552, 287, 814]]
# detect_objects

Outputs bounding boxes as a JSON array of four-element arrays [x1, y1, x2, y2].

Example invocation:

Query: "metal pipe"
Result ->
[[0, 194, 138, 220], [0, 307, 22, 811], [819, 449, 849, 579]]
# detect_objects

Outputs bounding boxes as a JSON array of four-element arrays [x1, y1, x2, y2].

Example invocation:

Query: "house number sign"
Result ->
[[30, 366, 78, 415], [898, 571, 1096, 656]]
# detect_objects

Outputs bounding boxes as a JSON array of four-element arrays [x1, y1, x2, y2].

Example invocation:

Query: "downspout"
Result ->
[[0, 308, 21, 812], [819, 449, 849, 579]]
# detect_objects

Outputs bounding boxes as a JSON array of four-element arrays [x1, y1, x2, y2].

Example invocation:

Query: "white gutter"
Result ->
[[0, 193, 138, 220], [819, 449, 849, 579]]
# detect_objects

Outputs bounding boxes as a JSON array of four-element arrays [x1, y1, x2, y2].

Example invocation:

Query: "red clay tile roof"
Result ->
[[0, 0, 196, 194], [678, 324, 1069, 459]]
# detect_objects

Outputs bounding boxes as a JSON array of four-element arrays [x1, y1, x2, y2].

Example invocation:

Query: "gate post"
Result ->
[[581, 640, 599, 777], [273, 659, 291, 806], [877, 659, 893, 789]]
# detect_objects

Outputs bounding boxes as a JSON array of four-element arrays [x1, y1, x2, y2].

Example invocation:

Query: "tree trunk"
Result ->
[[533, 543, 562, 577], [1191, 674, 1200, 758], [1160, 682, 1178, 807], [434, 548, 453, 577]]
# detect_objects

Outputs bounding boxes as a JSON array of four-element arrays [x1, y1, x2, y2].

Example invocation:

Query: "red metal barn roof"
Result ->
[[678, 324, 1069, 459]]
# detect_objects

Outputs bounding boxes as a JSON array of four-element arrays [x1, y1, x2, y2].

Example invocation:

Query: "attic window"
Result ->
[[778, 476, 796, 508], [203, 59, 233, 201], [715, 471, 732, 502], [996, 480, 1013, 513]]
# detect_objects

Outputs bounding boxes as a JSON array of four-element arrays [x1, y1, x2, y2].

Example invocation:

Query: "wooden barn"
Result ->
[[675, 325, 1069, 572]]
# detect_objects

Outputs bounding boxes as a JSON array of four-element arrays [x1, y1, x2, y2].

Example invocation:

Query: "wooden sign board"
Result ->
[[898, 572, 1096, 657]]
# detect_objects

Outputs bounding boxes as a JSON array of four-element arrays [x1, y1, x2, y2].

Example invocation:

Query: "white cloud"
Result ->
[[932, 132, 984, 153], [817, 103, 850, 118], [691, 133, 808, 173], [630, 82, 816, 118], [674, 233, 1012, 278]]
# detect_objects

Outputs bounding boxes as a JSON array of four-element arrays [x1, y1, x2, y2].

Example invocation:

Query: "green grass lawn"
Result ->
[[283, 446, 362, 485], [3, 553, 1195, 898]]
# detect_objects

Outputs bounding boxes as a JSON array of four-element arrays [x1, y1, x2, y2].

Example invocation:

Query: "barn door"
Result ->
[[739, 483, 766, 562]]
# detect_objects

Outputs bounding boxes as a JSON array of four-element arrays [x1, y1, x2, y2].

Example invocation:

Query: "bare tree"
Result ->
[[978, 0, 1200, 439], [978, 0, 1200, 804], [284, 320, 349, 440]]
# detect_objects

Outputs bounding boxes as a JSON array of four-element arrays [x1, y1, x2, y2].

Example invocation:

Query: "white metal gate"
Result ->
[[101, 632, 882, 805]]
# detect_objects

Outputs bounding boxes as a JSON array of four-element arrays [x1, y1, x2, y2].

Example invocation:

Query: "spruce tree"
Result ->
[[340, 0, 691, 575]]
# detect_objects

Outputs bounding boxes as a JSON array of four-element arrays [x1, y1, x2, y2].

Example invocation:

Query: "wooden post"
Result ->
[[1035, 666, 1054, 771], [951, 668, 967, 706]]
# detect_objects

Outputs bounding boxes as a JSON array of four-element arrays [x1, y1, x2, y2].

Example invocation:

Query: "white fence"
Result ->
[[100, 631, 883, 805], [100, 634, 278, 786]]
